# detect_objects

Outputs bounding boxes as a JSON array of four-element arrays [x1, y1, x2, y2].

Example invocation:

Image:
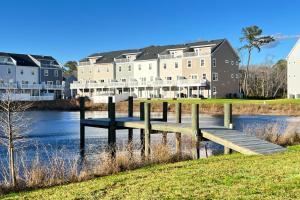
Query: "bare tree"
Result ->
[[0, 89, 32, 187]]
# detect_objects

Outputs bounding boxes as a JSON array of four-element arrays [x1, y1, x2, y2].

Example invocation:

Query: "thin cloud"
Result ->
[[263, 33, 300, 49]]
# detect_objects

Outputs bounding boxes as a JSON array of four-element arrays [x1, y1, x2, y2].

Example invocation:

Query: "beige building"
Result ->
[[72, 39, 240, 99]]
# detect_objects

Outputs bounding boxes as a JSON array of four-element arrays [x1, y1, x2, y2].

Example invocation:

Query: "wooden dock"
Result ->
[[79, 97, 286, 158]]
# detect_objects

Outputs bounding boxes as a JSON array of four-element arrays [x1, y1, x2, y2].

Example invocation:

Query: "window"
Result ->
[[236, 61, 239, 66], [128, 65, 131, 71], [225, 60, 229, 64], [54, 70, 58, 77], [56, 80, 60, 85], [47, 81, 53, 85], [212, 73, 218, 81], [212, 58, 216, 67], [121, 79, 126, 82], [149, 63, 152, 70], [163, 63, 167, 69], [212, 87, 217, 93], [44, 70, 49, 76], [191, 74, 198, 79], [175, 62, 178, 68], [138, 64, 141, 70], [106, 67, 109, 72], [201, 59, 205, 67], [100, 79, 105, 83], [119, 66, 121, 72], [202, 73, 207, 80], [231, 74, 234, 78], [231, 61, 234, 65], [236, 74, 239, 79], [166, 77, 172, 80], [187, 60, 192, 67], [32, 70, 35, 75], [7, 68, 11, 74]]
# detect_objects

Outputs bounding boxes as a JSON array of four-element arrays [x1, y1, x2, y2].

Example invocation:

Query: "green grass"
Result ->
[[3, 146, 300, 200], [139, 98, 300, 105]]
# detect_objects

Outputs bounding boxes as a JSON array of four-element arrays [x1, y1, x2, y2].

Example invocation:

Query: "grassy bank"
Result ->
[[3, 145, 300, 200], [28, 98, 300, 115]]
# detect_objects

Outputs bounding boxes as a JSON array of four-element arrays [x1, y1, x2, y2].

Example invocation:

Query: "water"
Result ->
[[0, 111, 296, 164]]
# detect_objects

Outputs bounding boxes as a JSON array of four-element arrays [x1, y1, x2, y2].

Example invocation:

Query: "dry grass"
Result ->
[[0, 141, 192, 194], [244, 122, 300, 146]]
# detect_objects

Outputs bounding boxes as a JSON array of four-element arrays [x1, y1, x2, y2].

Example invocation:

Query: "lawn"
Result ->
[[140, 98, 300, 105], [3, 145, 300, 200]]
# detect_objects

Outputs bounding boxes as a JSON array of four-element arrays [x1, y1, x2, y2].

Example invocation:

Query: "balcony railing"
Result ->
[[115, 58, 131, 63], [20, 84, 42, 89], [70, 79, 207, 89], [159, 54, 183, 59], [0, 83, 18, 89], [183, 52, 198, 57]]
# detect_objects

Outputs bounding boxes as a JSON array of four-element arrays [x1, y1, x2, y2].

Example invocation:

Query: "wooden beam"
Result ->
[[162, 102, 168, 122]]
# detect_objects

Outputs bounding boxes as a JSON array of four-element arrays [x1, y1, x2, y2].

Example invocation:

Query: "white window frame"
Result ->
[[54, 70, 58, 77], [231, 61, 234, 65], [212, 58, 216, 67], [202, 73, 207, 80], [225, 60, 229, 64], [7, 68, 11, 74], [212, 73, 218, 81], [128, 65, 131, 72], [44, 69, 49, 76], [236, 61, 239, 66], [163, 63, 167, 69], [231, 74, 234, 78], [119, 66, 122, 72], [191, 74, 198, 80], [175, 62, 178, 68], [149, 63, 152, 70], [56, 80, 60, 85], [212, 86, 217, 93], [47, 81, 53, 85], [138, 64, 141, 70]]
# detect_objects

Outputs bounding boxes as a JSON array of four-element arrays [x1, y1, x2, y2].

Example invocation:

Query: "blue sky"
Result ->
[[1, 0, 299, 65]]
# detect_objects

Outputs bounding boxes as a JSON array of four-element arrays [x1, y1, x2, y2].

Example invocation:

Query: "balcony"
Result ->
[[43, 84, 64, 90], [0, 83, 18, 89], [183, 52, 198, 57], [115, 58, 131, 63], [70, 79, 207, 89], [20, 84, 42, 89], [159, 54, 183, 59]]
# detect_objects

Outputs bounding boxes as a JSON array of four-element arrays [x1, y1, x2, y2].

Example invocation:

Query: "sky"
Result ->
[[1, 0, 299, 65]]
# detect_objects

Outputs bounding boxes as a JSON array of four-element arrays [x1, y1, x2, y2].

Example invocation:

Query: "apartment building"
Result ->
[[287, 38, 300, 98], [72, 39, 240, 99], [0, 52, 63, 101]]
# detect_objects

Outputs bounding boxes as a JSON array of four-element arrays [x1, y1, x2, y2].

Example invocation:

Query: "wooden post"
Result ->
[[144, 102, 151, 158], [79, 97, 85, 152], [224, 103, 233, 154], [162, 102, 168, 122], [192, 104, 201, 159], [128, 96, 133, 156], [224, 103, 233, 128], [108, 97, 116, 159], [175, 103, 182, 156], [140, 102, 145, 158]]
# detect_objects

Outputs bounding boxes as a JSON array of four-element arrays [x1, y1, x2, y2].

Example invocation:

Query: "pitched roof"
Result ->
[[0, 52, 39, 67], [80, 39, 226, 63], [31, 54, 60, 65]]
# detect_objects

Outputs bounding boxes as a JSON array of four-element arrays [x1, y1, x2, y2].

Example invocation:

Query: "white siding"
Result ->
[[133, 60, 159, 82], [287, 39, 300, 98], [16, 66, 39, 84]]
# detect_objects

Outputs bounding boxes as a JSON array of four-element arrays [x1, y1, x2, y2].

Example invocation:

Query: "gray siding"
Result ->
[[40, 67, 63, 84]]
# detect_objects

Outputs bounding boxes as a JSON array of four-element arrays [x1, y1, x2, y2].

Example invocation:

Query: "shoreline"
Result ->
[[28, 99, 300, 116]]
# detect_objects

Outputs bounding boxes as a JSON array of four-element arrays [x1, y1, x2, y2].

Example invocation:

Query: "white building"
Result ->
[[287, 39, 300, 98]]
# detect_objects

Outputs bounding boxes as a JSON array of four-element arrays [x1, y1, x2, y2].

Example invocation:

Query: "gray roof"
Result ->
[[0, 52, 39, 67], [80, 39, 226, 63]]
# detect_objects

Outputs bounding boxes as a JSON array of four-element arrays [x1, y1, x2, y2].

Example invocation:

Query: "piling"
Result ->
[[175, 103, 182, 156], [224, 103, 233, 154], [128, 96, 133, 156], [140, 102, 145, 158], [192, 104, 201, 159], [79, 97, 85, 152], [144, 102, 151, 158], [108, 97, 116, 158]]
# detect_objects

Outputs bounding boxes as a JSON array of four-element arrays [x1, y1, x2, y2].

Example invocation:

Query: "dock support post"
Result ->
[[192, 104, 201, 159], [108, 97, 116, 159], [175, 103, 182, 156], [128, 96, 133, 157], [162, 102, 168, 145], [144, 102, 151, 158], [224, 103, 233, 154], [140, 102, 145, 159], [79, 97, 85, 154]]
